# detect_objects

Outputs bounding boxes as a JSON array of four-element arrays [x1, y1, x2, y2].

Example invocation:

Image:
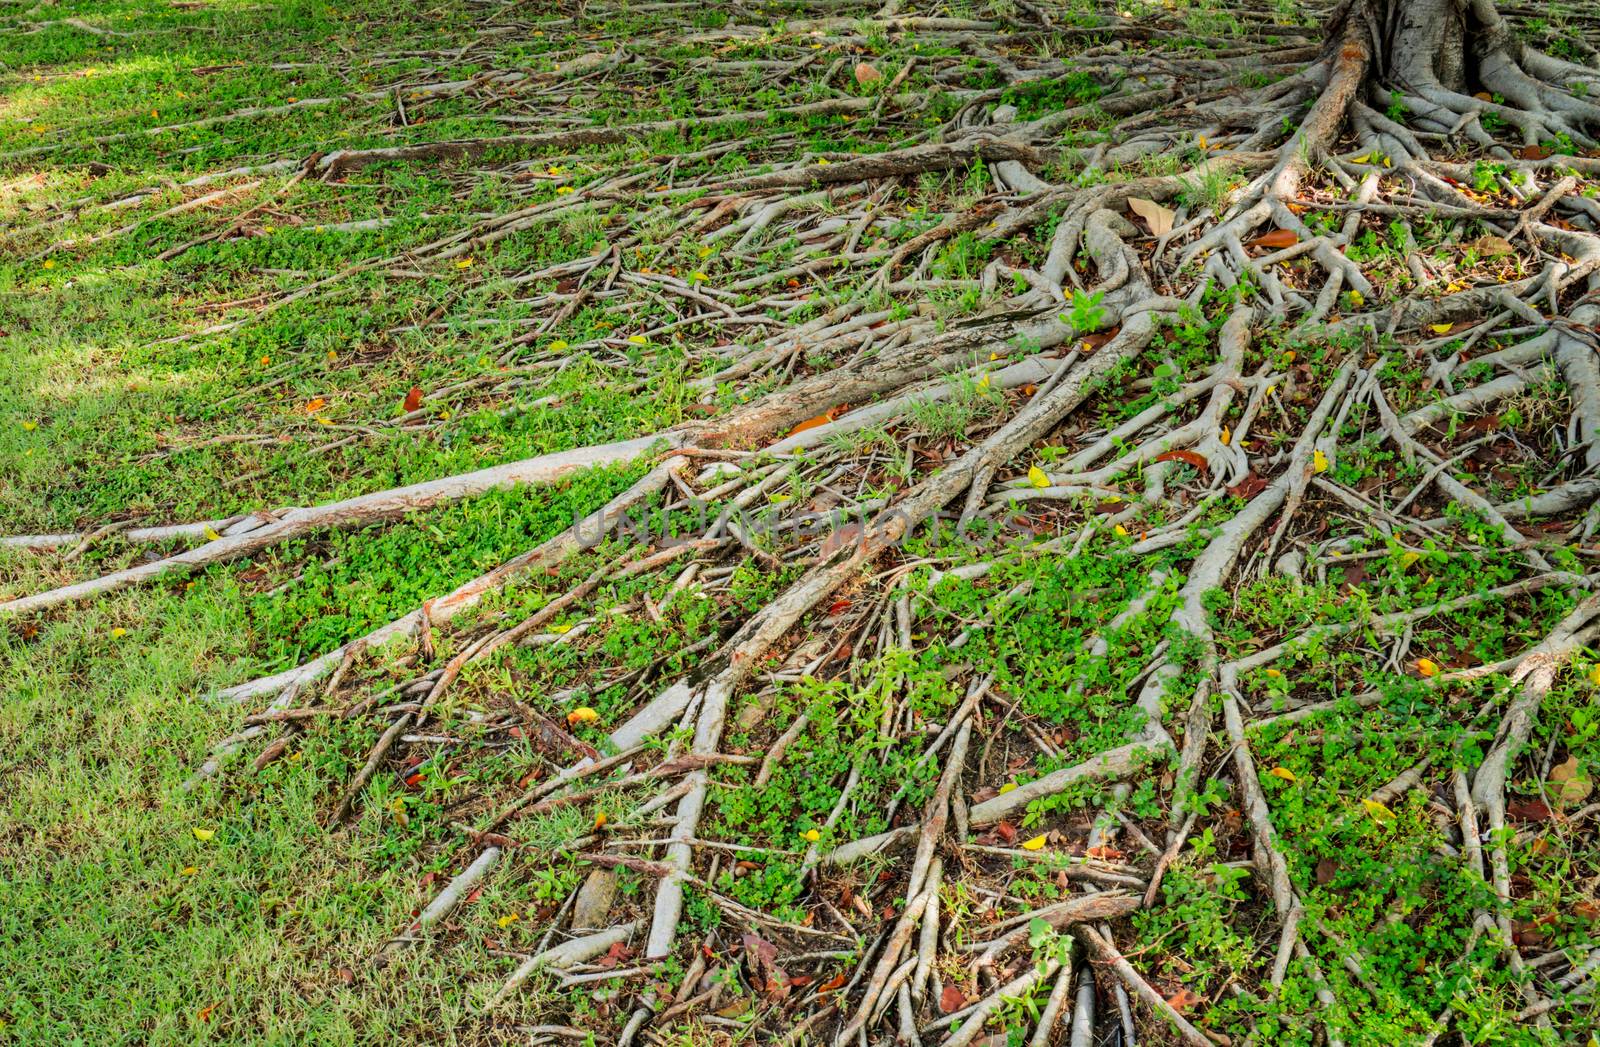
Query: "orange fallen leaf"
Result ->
[[787, 406, 845, 437], [304, 397, 326, 414], [1247, 229, 1298, 250], [1166, 988, 1201, 1012]]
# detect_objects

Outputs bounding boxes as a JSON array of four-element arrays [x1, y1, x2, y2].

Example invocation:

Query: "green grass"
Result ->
[[4, 0, 1599, 1043]]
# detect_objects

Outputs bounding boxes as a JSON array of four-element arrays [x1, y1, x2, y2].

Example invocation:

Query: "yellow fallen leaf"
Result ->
[[691, 271, 709, 282], [1269, 767, 1297, 783], [1590, 665, 1600, 687], [21, 420, 37, 431], [1028, 466, 1050, 489], [203, 526, 222, 541], [549, 339, 569, 351], [556, 186, 575, 195], [496, 913, 520, 928], [456, 258, 473, 269], [698, 245, 713, 259], [1361, 798, 1397, 823], [42, 259, 55, 270], [976, 373, 990, 389], [1265, 668, 1282, 678], [111, 627, 127, 638], [548, 623, 572, 634], [999, 782, 1018, 795], [1398, 551, 1422, 569], [1347, 290, 1365, 308], [1416, 658, 1439, 677], [192, 828, 215, 841], [802, 828, 821, 843], [567, 707, 599, 725], [627, 334, 648, 345], [1219, 426, 1230, 446], [1020, 835, 1047, 851], [181, 866, 198, 875], [1113, 524, 1129, 537], [1429, 323, 1454, 335], [1312, 450, 1329, 473]]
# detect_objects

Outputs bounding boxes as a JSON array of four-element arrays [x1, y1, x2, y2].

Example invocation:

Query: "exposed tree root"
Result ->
[[19, 0, 1600, 1042]]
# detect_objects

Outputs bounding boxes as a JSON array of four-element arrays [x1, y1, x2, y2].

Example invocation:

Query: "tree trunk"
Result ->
[[1330, 0, 1600, 151]]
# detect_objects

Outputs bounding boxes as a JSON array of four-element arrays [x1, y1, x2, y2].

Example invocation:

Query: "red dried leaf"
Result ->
[[940, 984, 967, 1014], [827, 599, 852, 615], [995, 821, 1017, 844], [597, 941, 632, 969], [818, 972, 847, 994], [1078, 326, 1120, 352], [1517, 144, 1553, 161], [402, 386, 424, 412], [1228, 472, 1268, 499], [1154, 449, 1208, 470], [1507, 798, 1554, 822]]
